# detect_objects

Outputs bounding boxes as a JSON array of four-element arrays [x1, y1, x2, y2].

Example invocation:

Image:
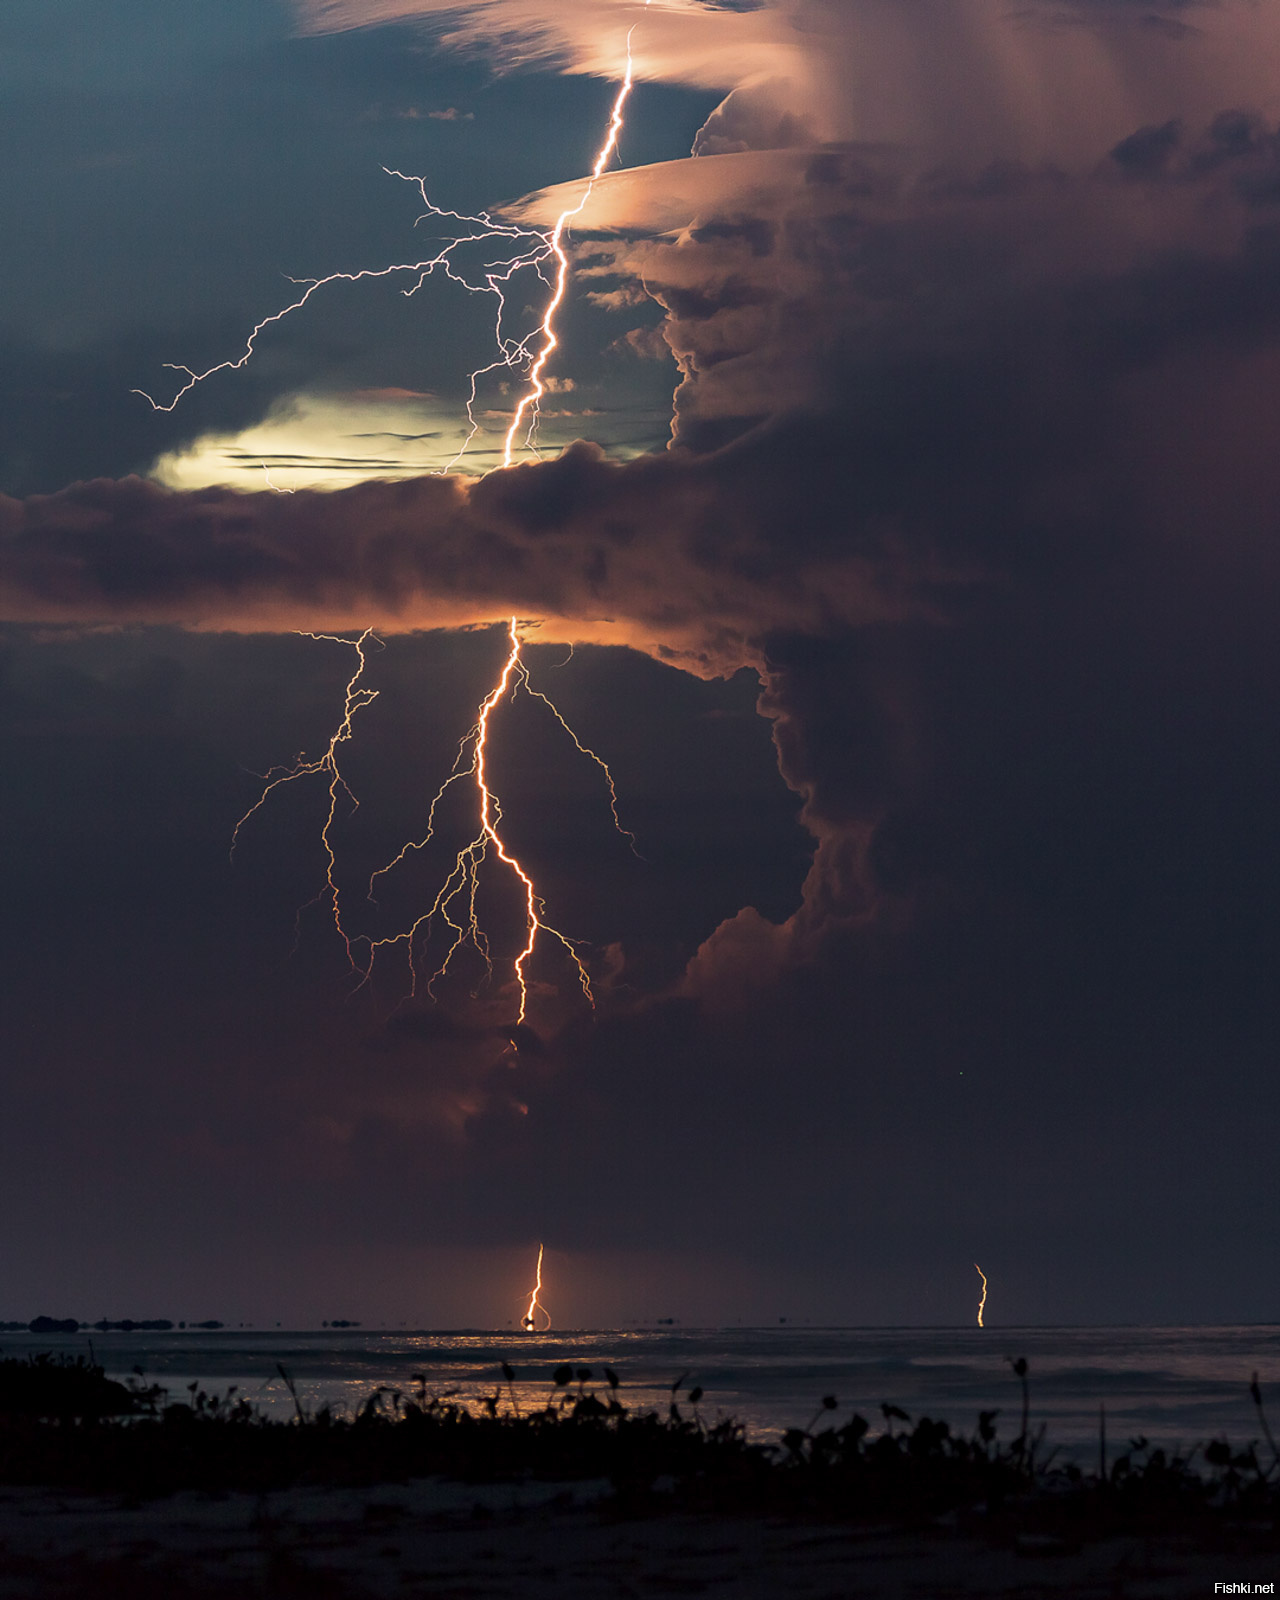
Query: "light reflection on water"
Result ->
[[3, 1325, 1277, 1460]]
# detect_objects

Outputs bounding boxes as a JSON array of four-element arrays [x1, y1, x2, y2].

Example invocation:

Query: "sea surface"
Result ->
[[5, 1325, 1278, 1462]]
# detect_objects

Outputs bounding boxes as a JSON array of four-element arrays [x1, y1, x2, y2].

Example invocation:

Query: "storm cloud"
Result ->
[[5, 0, 1280, 1323], [297, 0, 1280, 161], [6, 114, 1280, 987]]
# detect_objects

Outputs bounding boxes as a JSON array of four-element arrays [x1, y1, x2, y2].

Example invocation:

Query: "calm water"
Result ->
[[4, 1325, 1278, 1460]]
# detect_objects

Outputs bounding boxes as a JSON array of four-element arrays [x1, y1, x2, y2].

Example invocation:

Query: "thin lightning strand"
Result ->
[[386, 25, 649, 1003], [133, 190, 555, 467], [522, 1242, 549, 1332], [975, 1263, 988, 1328], [519, 681, 638, 853], [231, 630, 378, 968]]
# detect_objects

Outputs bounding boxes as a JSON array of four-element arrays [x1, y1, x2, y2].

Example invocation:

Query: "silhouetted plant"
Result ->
[[0, 1354, 139, 1421], [1250, 1371, 1280, 1478], [0, 1348, 1277, 1547]]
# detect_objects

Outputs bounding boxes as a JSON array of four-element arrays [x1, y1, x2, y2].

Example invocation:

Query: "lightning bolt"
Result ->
[[260, 464, 296, 494], [231, 629, 379, 969], [231, 617, 634, 1030], [522, 1242, 549, 1332], [361, 616, 629, 1026], [165, 25, 650, 1028], [132, 190, 555, 471], [501, 19, 643, 466], [975, 1263, 988, 1328], [134, 12, 649, 474]]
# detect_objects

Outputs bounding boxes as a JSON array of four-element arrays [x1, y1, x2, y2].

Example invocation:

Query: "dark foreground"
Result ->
[[0, 1355, 1276, 1597], [3, 1477, 1279, 1599]]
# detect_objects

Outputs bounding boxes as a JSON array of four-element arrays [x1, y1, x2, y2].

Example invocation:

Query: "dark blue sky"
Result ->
[[0, 0, 717, 490]]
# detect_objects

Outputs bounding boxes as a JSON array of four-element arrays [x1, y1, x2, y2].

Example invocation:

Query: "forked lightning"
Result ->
[[216, 24, 649, 1030]]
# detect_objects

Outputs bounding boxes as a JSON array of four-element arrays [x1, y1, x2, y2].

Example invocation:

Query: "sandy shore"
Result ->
[[0, 1477, 1276, 1597]]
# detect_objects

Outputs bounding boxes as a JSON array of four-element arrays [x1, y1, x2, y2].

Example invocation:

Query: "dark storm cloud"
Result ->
[[9, 48, 1280, 1317], [8, 114, 1280, 623], [0, 443, 921, 670], [0, 616, 806, 1317], [5, 115, 1280, 1055], [628, 118, 1280, 1004]]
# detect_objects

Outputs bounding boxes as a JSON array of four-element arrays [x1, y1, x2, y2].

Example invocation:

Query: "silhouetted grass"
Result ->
[[2, 1352, 1279, 1545], [0, 1354, 136, 1421]]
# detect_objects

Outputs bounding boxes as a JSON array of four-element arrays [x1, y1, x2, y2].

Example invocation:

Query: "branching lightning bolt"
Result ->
[[232, 617, 634, 1029], [133, 191, 555, 468], [134, 12, 648, 471], [522, 1242, 549, 1332], [360, 616, 634, 1024], [231, 629, 379, 968], [975, 1263, 988, 1328], [175, 24, 650, 1029]]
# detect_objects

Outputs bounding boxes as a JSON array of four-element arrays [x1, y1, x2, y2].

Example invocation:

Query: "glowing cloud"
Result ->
[[132, 175, 569, 471], [136, 3, 672, 478], [130, 20, 654, 1036], [153, 392, 464, 492], [291, 0, 803, 97], [297, 0, 1280, 169]]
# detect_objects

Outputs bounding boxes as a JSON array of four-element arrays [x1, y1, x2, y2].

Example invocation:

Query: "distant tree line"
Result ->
[[0, 1318, 227, 1334]]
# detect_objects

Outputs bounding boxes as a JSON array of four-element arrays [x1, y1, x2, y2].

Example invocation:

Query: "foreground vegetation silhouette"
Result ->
[[1, 1352, 1279, 1544]]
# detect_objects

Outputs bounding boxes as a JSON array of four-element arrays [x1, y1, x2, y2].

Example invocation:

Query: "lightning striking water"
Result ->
[[975, 1263, 988, 1328], [522, 1242, 549, 1332]]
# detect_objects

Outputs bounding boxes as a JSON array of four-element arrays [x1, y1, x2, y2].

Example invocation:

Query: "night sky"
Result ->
[[3, 0, 1279, 1329]]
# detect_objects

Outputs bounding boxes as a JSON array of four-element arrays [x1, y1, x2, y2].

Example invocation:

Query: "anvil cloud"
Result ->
[[296, 0, 1280, 162]]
